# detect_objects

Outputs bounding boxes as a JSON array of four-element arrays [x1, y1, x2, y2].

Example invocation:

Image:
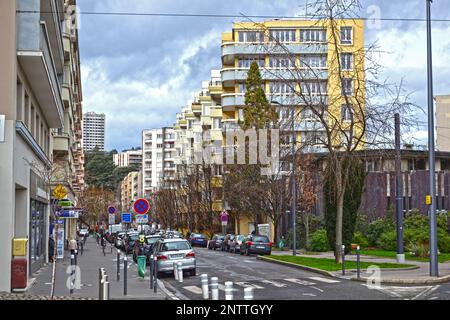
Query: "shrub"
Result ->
[[353, 231, 369, 249], [378, 230, 397, 251], [309, 229, 331, 252], [366, 218, 395, 247]]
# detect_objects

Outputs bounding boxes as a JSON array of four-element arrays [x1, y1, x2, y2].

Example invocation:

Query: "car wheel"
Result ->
[[189, 269, 196, 277], [213, 246, 216, 251]]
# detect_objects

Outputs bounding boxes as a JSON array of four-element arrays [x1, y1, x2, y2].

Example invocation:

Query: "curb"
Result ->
[[346, 274, 450, 285], [256, 256, 335, 277]]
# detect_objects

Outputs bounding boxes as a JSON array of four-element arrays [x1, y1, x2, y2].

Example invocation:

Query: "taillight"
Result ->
[[269, 242, 273, 247], [192, 238, 197, 241], [157, 255, 168, 260], [186, 252, 195, 258], [247, 241, 253, 246]]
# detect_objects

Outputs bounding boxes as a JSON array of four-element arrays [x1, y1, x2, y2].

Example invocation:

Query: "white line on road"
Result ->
[[309, 277, 340, 284], [303, 293, 317, 297], [411, 285, 439, 300], [285, 278, 316, 286], [260, 279, 288, 288], [235, 282, 264, 289]]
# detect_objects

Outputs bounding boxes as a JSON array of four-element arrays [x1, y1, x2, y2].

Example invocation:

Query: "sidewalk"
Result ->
[[271, 250, 450, 284], [27, 237, 168, 300]]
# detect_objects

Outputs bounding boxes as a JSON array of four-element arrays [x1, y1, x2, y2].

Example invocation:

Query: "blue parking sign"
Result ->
[[122, 212, 132, 223]]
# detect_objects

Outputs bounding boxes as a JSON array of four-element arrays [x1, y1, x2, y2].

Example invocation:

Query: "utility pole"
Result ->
[[291, 104, 297, 256], [394, 114, 405, 263], [426, 0, 439, 277]]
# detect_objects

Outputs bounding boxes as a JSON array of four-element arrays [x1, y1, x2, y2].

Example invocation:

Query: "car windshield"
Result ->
[[192, 234, 204, 238], [161, 241, 191, 251], [238, 235, 245, 241], [253, 236, 269, 242], [145, 237, 161, 245], [129, 235, 139, 241]]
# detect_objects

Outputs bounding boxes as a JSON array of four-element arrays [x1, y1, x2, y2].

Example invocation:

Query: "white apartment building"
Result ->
[[114, 149, 142, 168], [142, 127, 176, 197], [83, 112, 105, 151]]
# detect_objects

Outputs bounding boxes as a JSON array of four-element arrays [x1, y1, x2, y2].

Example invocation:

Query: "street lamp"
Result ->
[[272, 100, 297, 256], [426, 0, 438, 277]]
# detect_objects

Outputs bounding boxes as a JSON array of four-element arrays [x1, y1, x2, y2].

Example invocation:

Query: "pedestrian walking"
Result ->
[[69, 238, 78, 255], [48, 235, 55, 262]]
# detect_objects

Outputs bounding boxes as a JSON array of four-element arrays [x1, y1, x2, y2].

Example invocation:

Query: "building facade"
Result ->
[[83, 111, 105, 151], [142, 128, 176, 197], [436, 95, 450, 152], [120, 171, 142, 212], [114, 149, 143, 168], [0, 0, 66, 292]]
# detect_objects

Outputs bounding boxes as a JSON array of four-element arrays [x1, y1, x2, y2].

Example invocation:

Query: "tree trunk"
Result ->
[[335, 162, 344, 263]]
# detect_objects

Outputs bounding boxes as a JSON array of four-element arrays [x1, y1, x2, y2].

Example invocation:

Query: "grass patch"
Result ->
[[266, 255, 412, 272], [359, 249, 450, 263]]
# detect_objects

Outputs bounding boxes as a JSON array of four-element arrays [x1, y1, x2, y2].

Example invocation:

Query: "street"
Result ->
[[161, 247, 450, 300]]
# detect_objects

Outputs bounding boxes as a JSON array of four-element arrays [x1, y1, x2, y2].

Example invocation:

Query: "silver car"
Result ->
[[153, 238, 196, 276]]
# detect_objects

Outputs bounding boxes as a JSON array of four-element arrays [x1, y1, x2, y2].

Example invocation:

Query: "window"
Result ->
[[238, 83, 247, 93], [202, 105, 211, 116], [302, 132, 324, 145], [300, 55, 327, 68], [341, 78, 353, 95], [238, 109, 244, 121], [270, 82, 296, 94], [300, 29, 326, 42], [238, 31, 264, 42], [269, 56, 296, 68], [238, 57, 265, 68], [341, 104, 353, 121], [157, 134, 162, 139], [341, 27, 352, 44], [341, 53, 353, 70], [213, 118, 222, 129], [157, 144, 163, 149], [301, 107, 319, 120], [279, 107, 290, 120], [269, 29, 296, 42], [300, 81, 327, 95], [188, 120, 194, 128]]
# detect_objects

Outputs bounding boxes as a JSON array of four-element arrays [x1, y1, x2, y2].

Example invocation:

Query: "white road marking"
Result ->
[[428, 296, 439, 300], [285, 278, 316, 286], [243, 260, 254, 263], [411, 286, 440, 300], [309, 277, 340, 284], [303, 293, 317, 297], [261, 279, 288, 288], [235, 282, 264, 289], [183, 286, 203, 295], [45, 282, 52, 285]]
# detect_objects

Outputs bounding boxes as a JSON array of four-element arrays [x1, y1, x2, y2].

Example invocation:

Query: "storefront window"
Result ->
[[30, 200, 46, 263]]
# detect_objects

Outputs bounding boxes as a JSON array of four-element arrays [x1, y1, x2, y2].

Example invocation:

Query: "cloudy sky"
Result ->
[[76, 0, 450, 152]]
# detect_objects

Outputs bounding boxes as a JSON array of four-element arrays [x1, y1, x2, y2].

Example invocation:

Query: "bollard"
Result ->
[[117, 250, 121, 281], [173, 262, 179, 280], [150, 255, 154, 289], [225, 281, 234, 300], [124, 255, 128, 296], [177, 262, 183, 283], [201, 274, 209, 300], [342, 245, 346, 276], [356, 246, 361, 279], [74, 250, 78, 266], [244, 287, 254, 300], [98, 268, 105, 299], [210, 277, 219, 300], [103, 280, 110, 300], [153, 255, 158, 293], [70, 254, 75, 294]]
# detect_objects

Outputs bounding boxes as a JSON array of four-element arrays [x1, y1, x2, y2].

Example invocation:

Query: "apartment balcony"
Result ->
[[209, 81, 222, 99], [211, 129, 223, 141], [179, 119, 187, 128], [17, 20, 64, 128], [210, 106, 223, 118], [222, 41, 328, 65], [221, 93, 245, 111], [221, 68, 328, 88], [201, 116, 212, 127], [53, 133, 70, 153], [192, 103, 202, 114]]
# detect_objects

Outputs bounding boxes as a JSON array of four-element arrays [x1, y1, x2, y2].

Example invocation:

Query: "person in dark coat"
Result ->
[[48, 235, 55, 262]]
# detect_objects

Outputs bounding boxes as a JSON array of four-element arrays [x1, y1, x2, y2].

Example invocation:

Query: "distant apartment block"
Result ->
[[142, 128, 176, 197], [114, 149, 142, 168], [121, 171, 142, 211], [83, 112, 105, 151], [436, 95, 450, 152]]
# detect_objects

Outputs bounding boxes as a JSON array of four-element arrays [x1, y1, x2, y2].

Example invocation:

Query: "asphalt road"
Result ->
[[161, 247, 449, 300]]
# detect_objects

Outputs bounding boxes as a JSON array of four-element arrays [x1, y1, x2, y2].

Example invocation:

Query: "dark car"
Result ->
[[189, 233, 208, 247], [222, 234, 235, 252], [207, 234, 225, 250], [133, 235, 163, 263], [240, 235, 272, 256]]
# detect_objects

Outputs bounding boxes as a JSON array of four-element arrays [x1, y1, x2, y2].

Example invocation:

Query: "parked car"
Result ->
[[229, 235, 246, 254], [152, 238, 196, 276], [240, 235, 272, 256], [207, 234, 225, 250], [133, 235, 163, 263], [79, 228, 89, 238], [189, 233, 208, 247], [222, 234, 235, 251]]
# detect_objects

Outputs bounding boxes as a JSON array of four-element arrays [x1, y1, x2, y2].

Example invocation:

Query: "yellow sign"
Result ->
[[53, 184, 68, 200], [426, 195, 432, 205]]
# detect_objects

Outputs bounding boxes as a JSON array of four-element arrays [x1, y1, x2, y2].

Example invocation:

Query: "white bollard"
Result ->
[[201, 274, 209, 300], [177, 262, 183, 283], [225, 281, 234, 300], [173, 262, 179, 280], [244, 287, 254, 300], [211, 277, 219, 300]]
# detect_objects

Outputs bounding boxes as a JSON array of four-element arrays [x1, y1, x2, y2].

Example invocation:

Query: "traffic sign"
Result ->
[[53, 184, 68, 200], [135, 214, 148, 224], [121, 212, 132, 223], [108, 206, 116, 214], [134, 198, 150, 214], [109, 214, 116, 224]]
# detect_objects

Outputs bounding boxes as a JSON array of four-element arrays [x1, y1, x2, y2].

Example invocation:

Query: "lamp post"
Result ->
[[426, 0, 438, 277]]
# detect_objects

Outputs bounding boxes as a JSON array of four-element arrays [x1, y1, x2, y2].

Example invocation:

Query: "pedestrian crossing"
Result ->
[[180, 276, 342, 295]]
